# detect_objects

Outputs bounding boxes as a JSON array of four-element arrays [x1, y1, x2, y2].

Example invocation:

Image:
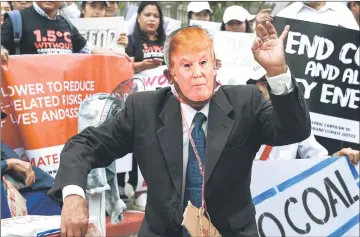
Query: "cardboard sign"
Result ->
[[182, 201, 221, 237], [273, 17, 360, 143], [1, 54, 133, 177]]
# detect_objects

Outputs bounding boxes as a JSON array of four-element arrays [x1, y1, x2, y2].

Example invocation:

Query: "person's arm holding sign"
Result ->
[[333, 148, 360, 164], [70, 25, 130, 59], [252, 21, 311, 146]]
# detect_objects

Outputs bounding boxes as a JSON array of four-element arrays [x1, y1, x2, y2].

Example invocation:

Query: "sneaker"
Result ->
[[133, 193, 147, 212]]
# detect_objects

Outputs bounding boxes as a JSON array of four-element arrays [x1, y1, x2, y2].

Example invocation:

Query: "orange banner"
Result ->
[[1, 54, 133, 176]]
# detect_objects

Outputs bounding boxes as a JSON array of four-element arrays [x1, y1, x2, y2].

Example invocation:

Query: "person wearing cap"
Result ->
[[220, 5, 253, 33], [187, 1, 212, 23], [80, 1, 108, 18], [1, 1, 128, 63], [49, 20, 312, 236], [106, 1, 120, 17], [246, 79, 360, 164]]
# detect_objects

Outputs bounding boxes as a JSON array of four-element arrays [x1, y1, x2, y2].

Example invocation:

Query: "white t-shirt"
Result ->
[[277, 2, 359, 31]]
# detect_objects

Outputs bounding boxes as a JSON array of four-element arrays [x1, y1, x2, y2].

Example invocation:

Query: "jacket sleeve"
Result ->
[[253, 76, 311, 146], [48, 94, 135, 199]]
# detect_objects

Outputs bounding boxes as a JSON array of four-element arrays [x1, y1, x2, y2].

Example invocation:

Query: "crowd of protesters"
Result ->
[[1, 0, 359, 223]]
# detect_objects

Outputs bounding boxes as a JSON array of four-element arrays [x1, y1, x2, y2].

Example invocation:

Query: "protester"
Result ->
[[187, 1, 212, 24], [277, 1, 359, 30], [247, 79, 360, 164], [49, 21, 312, 236], [0, 2, 128, 63], [116, 1, 166, 211], [260, 1, 360, 154], [80, 1, 128, 50], [125, 1, 166, 73], [1, 2, 11, 25], [1, 110, 62, 217], [106, 1, 119, 17], [1, 116, 35, 185], [348, 1, 360, 26], [220, 5, 253, 33], [80, 1, 107, 18], [11, 1, 32, 11]]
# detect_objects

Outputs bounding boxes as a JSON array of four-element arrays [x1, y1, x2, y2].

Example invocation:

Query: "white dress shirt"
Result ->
[[277, 2, 359, 31], [255, 133, 329, 161], [63, 68, 293, 201]]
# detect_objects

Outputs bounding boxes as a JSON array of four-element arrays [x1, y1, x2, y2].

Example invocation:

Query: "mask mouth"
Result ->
[[172, 79, 216, 109]]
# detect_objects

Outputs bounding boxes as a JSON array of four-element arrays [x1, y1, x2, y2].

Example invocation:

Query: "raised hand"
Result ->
[[255, 9, 273, 27], [251, 21, 290, 77]]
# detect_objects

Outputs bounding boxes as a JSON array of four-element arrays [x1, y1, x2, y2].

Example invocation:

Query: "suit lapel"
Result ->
[[157, 95, 183, 196], [205, 88, 235, 184]]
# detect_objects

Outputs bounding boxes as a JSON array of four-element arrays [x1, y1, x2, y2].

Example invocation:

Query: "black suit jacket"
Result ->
[[49, 79, 311, 237]]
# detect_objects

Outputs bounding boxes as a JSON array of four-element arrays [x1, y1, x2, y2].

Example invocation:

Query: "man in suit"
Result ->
[[49, 22, 311, 237]]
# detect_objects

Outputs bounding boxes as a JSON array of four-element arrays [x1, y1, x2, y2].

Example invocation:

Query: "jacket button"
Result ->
[[174, 228, 179, 232], [173, 200, 179, 207]]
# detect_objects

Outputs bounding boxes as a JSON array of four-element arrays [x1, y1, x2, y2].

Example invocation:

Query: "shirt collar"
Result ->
[[33, 2, 61, 20], [300, 2, 336, 13], [180, 102, 210, 127]]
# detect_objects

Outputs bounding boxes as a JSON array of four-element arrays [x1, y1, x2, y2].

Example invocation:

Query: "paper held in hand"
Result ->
[[182, 201, 222, 237]]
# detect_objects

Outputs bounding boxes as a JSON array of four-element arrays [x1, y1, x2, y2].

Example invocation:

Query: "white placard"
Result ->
[[251, 157, 359, 236], [213, 31, 266, 85], [70, 17, 125, 52], [134, 65, 170, 91], [189, 20, 221, 35]]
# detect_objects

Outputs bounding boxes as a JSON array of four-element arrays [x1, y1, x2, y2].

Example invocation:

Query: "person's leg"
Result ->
[[129, 157, 147, 211], [117, 172, 125, 187], [117, 172, 129, 202], [128, 157, 138, 188]]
